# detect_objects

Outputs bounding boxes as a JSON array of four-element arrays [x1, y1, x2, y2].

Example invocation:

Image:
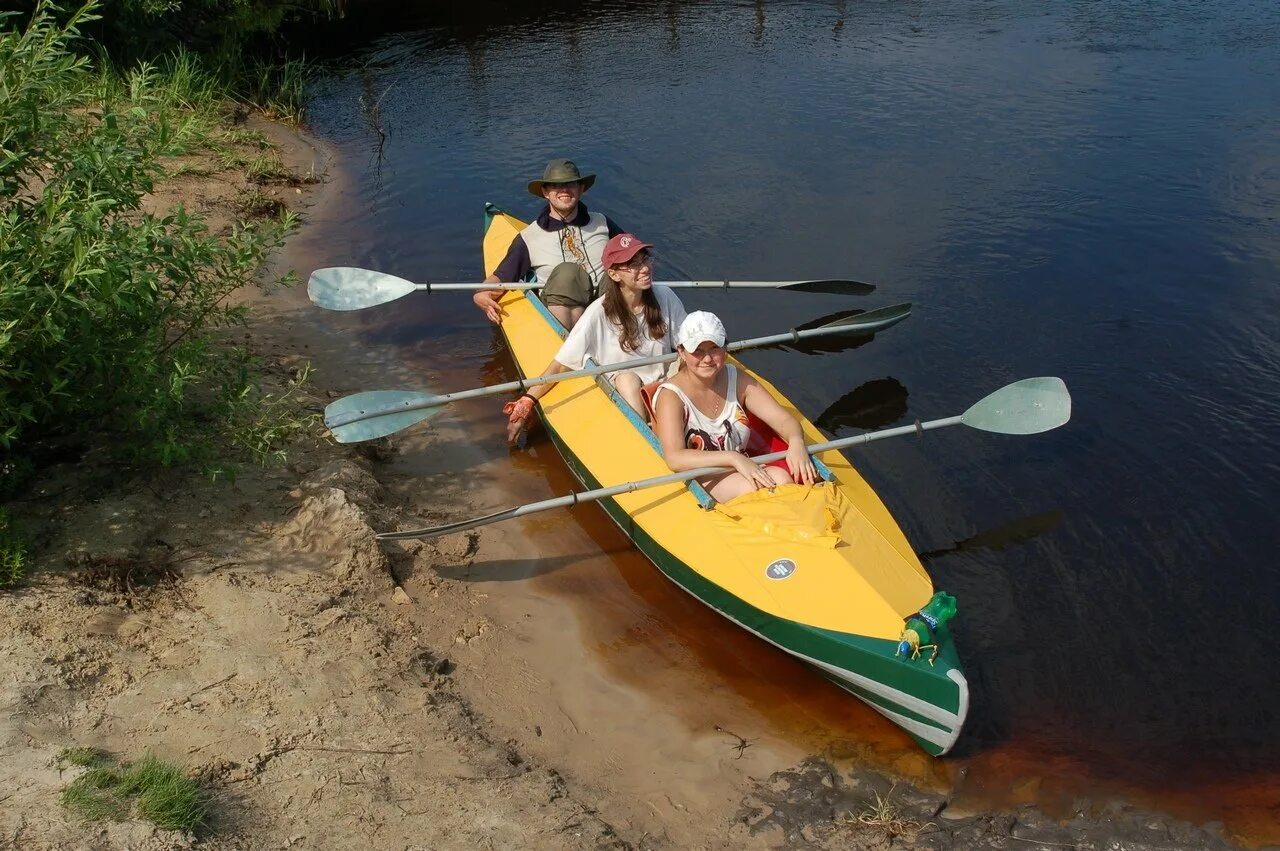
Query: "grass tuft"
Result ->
[[844, 784, 933, 841], [130, 755, 210, 831], [60, 751, 209, 834], [0, 509, 27, 590], [58, 746, 110, 769]]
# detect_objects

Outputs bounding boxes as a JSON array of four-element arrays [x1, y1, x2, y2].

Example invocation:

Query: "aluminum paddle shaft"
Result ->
[[378, 377, 1071, 541], [307, 266, 876, 310], [325, 302, 911, 434]]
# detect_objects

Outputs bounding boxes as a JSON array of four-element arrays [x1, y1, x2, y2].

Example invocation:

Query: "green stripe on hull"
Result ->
[[538, 417, 967, 756]]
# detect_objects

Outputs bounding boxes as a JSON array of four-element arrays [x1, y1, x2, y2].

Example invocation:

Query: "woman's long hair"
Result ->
[[600, 276, 667, 353]]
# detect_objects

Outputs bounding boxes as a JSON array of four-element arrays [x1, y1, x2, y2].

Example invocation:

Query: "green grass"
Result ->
[[231, 56, 310, 124], [235, 186, 287, 218], [221, 127, 270, 148], [245, 151, 295, 184], [59, 750, 209, 834], [0, 509, 26, 589], [58, 746, 109, 768]]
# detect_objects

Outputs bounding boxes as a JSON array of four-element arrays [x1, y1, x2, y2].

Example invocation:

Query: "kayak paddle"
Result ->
[[307, 266, 877, 311], [325, 302, 912, 443], [378, 377, 1073, 540]]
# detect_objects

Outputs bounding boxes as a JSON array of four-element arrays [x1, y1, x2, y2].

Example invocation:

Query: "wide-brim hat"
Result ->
[[528, 158, 596, 197]]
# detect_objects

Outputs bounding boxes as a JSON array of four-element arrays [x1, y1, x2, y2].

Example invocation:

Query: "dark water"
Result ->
[[290, 0, 1280, 839]]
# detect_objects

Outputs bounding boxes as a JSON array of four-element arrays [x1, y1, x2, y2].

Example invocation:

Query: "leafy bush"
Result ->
[[0, 3, 299, 471], [2, 0, 339, 62]]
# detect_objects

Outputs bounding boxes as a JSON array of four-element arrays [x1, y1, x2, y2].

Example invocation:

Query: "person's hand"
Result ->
[[786, 443, 817, 485], [731, 453, 777, 491], [473, 290, 506, 324], [502, 395, 536, 445]]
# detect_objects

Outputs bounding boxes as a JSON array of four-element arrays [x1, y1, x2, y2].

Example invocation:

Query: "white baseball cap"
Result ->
[[677, 311, 727, 350]]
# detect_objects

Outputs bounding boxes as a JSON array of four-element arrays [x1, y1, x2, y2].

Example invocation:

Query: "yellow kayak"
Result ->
[[484, 203, 968, 755]]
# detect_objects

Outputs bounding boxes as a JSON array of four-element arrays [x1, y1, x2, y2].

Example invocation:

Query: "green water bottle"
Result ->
[[896, 591, 957, 663]]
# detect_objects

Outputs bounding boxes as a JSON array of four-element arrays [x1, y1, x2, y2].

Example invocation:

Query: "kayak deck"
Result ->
[[482, 203, 968, 755]]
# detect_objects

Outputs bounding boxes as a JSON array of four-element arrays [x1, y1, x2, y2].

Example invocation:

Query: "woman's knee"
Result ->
[[766, 466, 793, 487], [614, 372, 642, 393]]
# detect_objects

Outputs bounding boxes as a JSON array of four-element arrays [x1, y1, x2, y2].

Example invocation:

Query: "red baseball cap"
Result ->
[[601, 233, 654, 268]]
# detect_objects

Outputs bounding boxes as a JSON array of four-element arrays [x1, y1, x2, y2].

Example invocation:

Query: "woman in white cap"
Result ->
[[653, 311, 817, 502], [504, 233, 686, 443]]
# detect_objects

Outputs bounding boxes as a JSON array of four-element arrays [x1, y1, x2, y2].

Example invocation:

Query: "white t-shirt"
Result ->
[[554, 286, 687, 385]]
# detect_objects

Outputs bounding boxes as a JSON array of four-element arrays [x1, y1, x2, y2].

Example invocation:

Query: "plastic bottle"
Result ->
[[896, 591, 958, 663]]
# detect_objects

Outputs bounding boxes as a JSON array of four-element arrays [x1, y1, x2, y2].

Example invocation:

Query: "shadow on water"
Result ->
[[815, 376, 910, 432], [919, 510, 1063, 562]]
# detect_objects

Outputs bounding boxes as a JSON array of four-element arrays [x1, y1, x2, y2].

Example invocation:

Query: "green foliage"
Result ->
[[0, 3, 300, 469], [0, 507, 26, 588], [218, 354, 318, 468], [231, 55, 308, 123], [6, 0, 342, 64], [60, 750, 209, 833]]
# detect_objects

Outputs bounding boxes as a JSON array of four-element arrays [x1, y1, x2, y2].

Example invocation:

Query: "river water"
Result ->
[[288, 0, 1280, 842]]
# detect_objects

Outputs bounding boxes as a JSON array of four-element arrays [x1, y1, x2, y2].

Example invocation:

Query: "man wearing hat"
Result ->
[[475, 158, 624, 329]]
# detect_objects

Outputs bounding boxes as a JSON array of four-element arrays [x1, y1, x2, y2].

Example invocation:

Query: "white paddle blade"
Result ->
[[962, 377, 1071, 435], [308, 267, 418, 311], [325, 390, 444, 443]]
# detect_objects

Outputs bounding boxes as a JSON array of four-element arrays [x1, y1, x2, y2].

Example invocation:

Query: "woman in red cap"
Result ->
[[654, 311, 817, 502], [504, 233, 686, 443]]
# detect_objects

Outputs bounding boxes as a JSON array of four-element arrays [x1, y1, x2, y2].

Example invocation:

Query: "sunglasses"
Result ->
[[615, 250, 654, 271]]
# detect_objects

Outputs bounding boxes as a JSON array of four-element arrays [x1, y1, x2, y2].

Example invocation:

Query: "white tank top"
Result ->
[[654, 366, 752, 453]]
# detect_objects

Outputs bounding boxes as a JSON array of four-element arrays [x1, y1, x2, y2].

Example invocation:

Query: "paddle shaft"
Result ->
[[378, 415, 963, 541], [412, 281, 863, 291], [308, 267, 876, 310], [326, 305, 909, 430]]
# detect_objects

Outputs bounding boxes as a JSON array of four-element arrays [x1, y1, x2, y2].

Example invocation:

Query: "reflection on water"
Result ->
[[293, 0, 1280, 842], [918, 510, 1063, 562], [815, 377, 910, 432]]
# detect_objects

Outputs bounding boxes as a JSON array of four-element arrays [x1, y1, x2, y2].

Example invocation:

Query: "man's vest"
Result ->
[[520, 211, 611, 285]]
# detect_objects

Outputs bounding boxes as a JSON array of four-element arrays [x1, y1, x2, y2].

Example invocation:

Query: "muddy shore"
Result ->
[[0, 118, 1256, 850]]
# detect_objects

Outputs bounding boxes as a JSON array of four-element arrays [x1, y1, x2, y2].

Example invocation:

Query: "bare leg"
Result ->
[[613, 372, 647, 418], [548, 304, 585, 330], [704, 465, 793, 503], [705, 472, 754, 503], [765, 466, 793, 487]]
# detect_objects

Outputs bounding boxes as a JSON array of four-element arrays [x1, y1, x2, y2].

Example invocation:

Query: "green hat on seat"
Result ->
[[528, 159, 596, 197]]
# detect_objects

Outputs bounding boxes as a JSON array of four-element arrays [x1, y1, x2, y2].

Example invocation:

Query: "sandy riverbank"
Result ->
[[0, 116, 1256, 850]]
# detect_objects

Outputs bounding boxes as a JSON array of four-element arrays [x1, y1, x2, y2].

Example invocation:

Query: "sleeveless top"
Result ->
[[520, 211, 611, 285], [653, 366, 753, 453]]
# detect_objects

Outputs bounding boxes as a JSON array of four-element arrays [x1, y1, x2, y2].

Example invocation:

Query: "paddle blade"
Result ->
[[308, 267, 418, 311], [324, 390, 444, 443], [814, 301, 911, 332], [961, 377, 1071, 435], [780, 279, 877, 295]]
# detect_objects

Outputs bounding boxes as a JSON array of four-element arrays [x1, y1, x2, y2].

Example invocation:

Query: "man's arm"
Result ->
[[474, 235, 531, 324]]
